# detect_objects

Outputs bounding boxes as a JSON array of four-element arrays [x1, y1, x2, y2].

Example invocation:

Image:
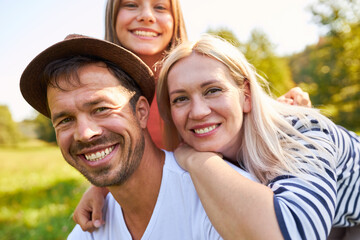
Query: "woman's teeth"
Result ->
[[84, 146, 114, 162], [194, 125, 217, 134]]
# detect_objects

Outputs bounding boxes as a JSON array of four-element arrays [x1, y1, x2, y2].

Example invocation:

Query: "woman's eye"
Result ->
[[172, 96, 188, 104], [205, 88, 222, 95]]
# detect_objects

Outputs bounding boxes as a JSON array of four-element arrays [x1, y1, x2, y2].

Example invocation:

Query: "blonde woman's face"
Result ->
[[116, 0, 174, 59], [167, 53, 251, 160]]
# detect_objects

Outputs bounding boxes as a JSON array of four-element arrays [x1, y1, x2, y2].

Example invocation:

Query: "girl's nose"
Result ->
[[136, 5, 156, 23]]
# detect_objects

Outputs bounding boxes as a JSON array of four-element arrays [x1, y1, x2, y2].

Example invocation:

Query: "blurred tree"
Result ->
[[289, 0, 360, 130], [0, 105, 21, 146], [208, 27, 295, 96], [34, 113, 56, 143], [207, 27, 242, 48], [310, 0, 360, 36], [244, 29, 295, 96]]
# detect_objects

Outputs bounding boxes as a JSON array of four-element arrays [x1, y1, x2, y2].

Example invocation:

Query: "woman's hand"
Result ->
[[174, 143, 222, 171], [174, 143, 282, 239], [73, 186, 109, 232], [277, 87, 312, 107]]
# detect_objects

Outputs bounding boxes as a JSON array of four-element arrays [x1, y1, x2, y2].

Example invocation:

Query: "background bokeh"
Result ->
[[0, 0, 359, 239]]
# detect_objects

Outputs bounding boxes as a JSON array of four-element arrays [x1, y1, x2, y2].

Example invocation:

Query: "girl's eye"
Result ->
[[172, 96, 188, 104], [205, 87, 222, 95], [123, 2, 137, 8], [155, 4, 167, 10]]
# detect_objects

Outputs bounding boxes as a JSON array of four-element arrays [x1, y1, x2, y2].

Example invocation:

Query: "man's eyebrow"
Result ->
[[52, 111, 70, 124], [52, 99, 105, 123], [83, 99, 103, 108]]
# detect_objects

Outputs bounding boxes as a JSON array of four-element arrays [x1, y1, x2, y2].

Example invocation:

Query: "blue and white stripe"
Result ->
[[269, 117, 360, 240]]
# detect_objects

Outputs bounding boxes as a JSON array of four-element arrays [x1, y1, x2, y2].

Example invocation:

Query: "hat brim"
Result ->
[[20, 35, 155, 118]]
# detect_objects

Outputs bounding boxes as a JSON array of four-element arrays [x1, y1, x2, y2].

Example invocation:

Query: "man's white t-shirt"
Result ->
[[68, 150, 255, 240]]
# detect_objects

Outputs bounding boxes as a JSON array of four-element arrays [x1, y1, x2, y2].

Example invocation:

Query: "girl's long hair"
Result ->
[[104, 0, 187, 50]]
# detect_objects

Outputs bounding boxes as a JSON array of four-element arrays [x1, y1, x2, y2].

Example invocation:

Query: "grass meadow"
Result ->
[[0, 140, 90, 240]]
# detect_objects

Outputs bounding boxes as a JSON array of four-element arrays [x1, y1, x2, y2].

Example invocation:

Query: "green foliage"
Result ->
[[33, 114, 56, 143], [0, 105, 21, 146], [243, 29, 295, 96], [207, 27, 242, 48], [310, 0, 360, 36], [207, 28, 295, 96], [0, 143, 89, 239], [289, 0, 360, 130]]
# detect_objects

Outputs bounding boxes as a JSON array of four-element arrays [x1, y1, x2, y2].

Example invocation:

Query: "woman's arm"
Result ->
[[72, 185, 109, 232], [175, 144, 283, 240], [176, 117, 338, 240]]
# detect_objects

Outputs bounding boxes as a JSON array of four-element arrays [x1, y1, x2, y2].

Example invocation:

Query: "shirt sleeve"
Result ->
[[269, 117, 338, 240]]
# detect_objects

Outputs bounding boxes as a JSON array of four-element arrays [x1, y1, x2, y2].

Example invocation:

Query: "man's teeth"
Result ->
[[84, 146, 114, 162], [194, 125, 217, 134], [133, 30, 158, 37]]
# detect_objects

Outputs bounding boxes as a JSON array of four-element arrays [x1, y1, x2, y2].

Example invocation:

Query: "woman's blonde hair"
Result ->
[[104, 0, 187, 50], [157, 34, 334, 183]]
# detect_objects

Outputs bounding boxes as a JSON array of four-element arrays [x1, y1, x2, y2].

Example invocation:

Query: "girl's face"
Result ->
[[116, 0, 174, 60], [167, 53, 251, 160]]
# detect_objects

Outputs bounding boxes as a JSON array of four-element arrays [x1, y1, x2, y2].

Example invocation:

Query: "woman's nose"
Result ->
[[189, 98, 211, 120]]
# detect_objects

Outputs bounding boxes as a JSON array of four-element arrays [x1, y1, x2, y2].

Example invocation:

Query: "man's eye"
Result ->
[[58, 117, 73, 126], [95, 107, 108, 113]]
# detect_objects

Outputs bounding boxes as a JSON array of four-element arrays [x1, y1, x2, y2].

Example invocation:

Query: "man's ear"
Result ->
[[136, 96, 150, 129], [243, 80, 251, 113]]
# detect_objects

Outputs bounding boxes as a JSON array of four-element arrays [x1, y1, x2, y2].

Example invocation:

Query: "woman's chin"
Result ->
[[193, 145, 219, 153]]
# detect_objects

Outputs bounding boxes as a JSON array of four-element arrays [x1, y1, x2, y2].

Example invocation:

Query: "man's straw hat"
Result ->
[[20, 34, 155, 118]]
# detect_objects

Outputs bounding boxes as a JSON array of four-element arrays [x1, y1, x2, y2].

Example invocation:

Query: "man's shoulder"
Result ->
[[67, 225, 93, 240]]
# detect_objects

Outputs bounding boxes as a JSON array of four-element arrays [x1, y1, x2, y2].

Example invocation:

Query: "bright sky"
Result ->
[[0, 0, 318, 122]]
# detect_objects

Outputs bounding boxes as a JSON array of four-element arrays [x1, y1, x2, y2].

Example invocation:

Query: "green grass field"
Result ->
[[0, 141, 90, 240]]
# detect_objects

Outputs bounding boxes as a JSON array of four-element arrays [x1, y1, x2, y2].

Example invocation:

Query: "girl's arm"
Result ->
[[277, 87, 311, 107], [175, 144, 283, 240], [72, 185, 109, 232]]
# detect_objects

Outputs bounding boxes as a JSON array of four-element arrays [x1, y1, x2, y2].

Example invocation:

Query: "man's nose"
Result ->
[[74, 116, 102, 142]]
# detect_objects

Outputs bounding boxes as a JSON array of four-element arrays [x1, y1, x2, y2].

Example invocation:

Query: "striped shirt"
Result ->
[[269, 116, 360, 240]]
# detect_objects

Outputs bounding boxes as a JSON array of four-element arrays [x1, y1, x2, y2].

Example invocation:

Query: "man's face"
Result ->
[[47, 63, 145, 187]]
